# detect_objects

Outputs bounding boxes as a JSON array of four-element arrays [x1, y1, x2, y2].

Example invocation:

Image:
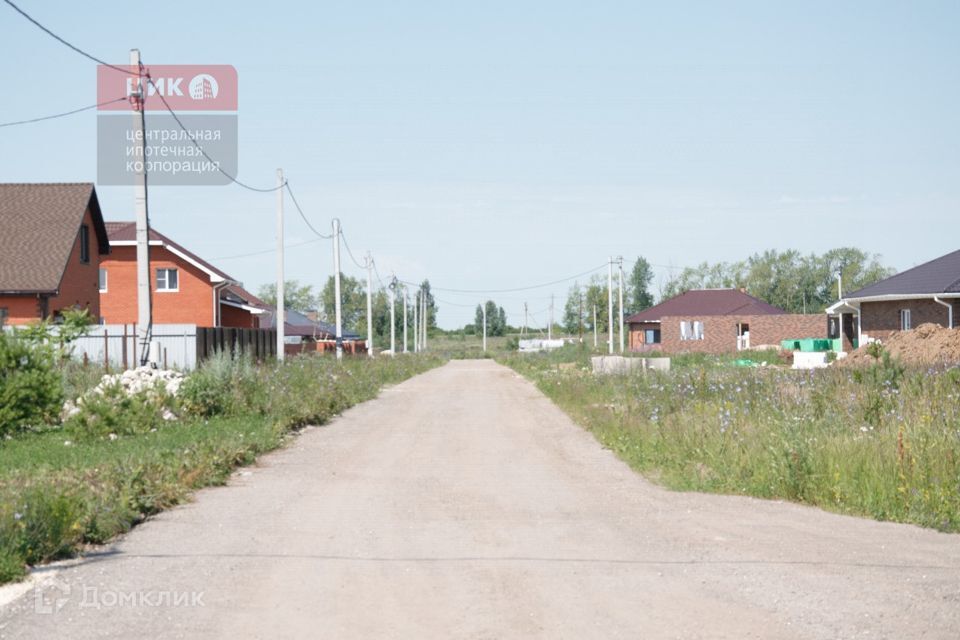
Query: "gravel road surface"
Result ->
[[2, 360, 958, 639]]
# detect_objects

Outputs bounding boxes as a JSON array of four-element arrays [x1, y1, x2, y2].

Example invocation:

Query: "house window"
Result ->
[[79, 225, 90, 264], [900, 309, 912, 331], [98, 268, 108, 292], [156, 268, 179, 292], [644, 329, 661, 344], [680, 320, 705, 341], [0, 307, 7, 327]]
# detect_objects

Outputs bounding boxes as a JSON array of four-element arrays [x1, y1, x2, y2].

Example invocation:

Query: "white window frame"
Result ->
[[156, 268, 179, 292], [680, 320, 704, 341], [900, 308, 912, 331], [98, 268, 108, 293]]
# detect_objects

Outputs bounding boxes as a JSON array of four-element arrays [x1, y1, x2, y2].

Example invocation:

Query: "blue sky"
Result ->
[[1, 1, 958, 328]]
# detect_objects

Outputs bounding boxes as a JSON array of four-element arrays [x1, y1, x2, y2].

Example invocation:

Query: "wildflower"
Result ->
[[13, 512, 22, 521]]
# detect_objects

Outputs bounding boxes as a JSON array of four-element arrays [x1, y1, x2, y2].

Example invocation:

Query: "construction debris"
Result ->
[[841, 323, 960, 367]]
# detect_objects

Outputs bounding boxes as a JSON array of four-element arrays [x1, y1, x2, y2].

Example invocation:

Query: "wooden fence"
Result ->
[[196, 327, 277, 363]]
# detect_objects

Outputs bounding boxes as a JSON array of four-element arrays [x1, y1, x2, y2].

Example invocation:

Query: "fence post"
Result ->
[[121, 324, 128, 370], [103, 328, 110, 372]]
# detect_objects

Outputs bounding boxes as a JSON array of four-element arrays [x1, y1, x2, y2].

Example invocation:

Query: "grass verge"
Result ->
[[0, 353, 444, 584], [500, 345, 960, 533]]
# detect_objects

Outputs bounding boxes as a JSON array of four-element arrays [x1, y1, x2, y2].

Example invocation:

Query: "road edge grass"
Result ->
[[498, 346, 960, 534], [0, 354, 446, 585]]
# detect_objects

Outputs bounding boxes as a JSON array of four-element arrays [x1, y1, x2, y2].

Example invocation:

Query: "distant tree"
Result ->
[[319, 274, 365, 332], [474, 300, 506, 336], [257, 280, 318, 313], [563, 282, 585, 334], [627, 257, 655, 314], [418, 280, 438, 331], [584, 275, 610, 333], [474, 304, 484, 337]]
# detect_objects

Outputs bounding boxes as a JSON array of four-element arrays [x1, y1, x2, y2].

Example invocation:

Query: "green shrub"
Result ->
[[0, 331, 63, 436], [64, 382, 172, 439], [178, 352, 262, 418]]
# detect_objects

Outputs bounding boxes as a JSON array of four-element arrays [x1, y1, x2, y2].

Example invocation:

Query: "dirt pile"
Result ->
[[842, 323, 960, 366]]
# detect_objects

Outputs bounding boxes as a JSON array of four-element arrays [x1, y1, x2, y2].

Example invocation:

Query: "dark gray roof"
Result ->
[[847, 250, 960, 298], [0, 183, 109, 293], [260, 307, 361, 340]]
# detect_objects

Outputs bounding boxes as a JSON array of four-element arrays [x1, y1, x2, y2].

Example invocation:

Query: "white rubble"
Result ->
[[62, 366, 185, 420]]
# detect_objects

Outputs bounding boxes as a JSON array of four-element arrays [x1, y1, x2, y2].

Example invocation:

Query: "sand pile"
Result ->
[[842, 323, 960, 366]]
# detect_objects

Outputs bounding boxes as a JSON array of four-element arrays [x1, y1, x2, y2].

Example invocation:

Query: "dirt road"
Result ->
[[2, 360, 959, 638]]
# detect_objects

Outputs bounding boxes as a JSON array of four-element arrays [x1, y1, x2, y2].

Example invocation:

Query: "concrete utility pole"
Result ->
[[482, 302, 487, 352], [365, 252, 373, 358], [130, 49, 153, 365], [607, 257, 614, 354], [275, 168, 285, 362], [618, 256, 625, 354], [413, 290, 419, 353], [522, 302, 528, 338], [578, 293, 583, 342], [389, 278, 396, 357], [402, 287, 408, 353], [548, 294, 554, 341], [421, 286, 427, 351], [332, 218, 343, 360]]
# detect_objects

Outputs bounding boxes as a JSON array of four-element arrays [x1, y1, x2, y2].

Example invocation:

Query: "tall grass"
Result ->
[[503, 350, 960, 532], [0, 353, 444, 583]]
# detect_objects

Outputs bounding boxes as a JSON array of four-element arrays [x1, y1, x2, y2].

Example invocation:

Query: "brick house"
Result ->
[[626, 289, 825, 354], [99, 222, 265, 328], [826, 249, 959, 347], [0, 183, 110, 325]]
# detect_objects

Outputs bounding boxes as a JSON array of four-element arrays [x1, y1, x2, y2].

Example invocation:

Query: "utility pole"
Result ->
[[413, 289, 419, 353], [593, 304, 598, 348], [618, 256, 625, 354], [130, 49, 152, 365], [332, 218, 343, 360], [403, 287, 408, 354], [365, 252, 373, 358], [607, 257, 614, 354], [548, 294, 554, 341], [389, 278, 396, 357], [522, 302, 528, 338], [421, 286, 428, 351], [275, 168, 285, 362], [482, 302, 487, 352]]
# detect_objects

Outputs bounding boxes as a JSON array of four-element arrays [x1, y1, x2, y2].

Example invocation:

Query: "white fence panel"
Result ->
[[68, 324, 198, 371]]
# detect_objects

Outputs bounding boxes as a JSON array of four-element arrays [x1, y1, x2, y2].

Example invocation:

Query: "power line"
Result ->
[[285, 182, 332, 238], [400, 263, 608, 294], [0, 96, 126, 128], [2, 0, 137, 75], [210, 237, 325, 261], [339, 228, 369, 270], [146, 76, 285, 193]]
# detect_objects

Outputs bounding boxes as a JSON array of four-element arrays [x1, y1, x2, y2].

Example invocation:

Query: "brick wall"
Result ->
[[860, 299, 951, 342], [658, 314, 826, 354], [48, 207, 102, 321], [220, 304, 258, 328], [100, 246, 216, 325], [0, 295, 44, 325]]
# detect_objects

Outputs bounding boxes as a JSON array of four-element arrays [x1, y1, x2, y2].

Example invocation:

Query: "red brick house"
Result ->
[[0, 183, 110, 325], [626, 289, 824, 354], [99, 222, 265, 328], [826, 249, 959, 347]]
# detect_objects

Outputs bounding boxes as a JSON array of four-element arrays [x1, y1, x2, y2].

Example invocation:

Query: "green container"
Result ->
[[780, 339, 801, 351]]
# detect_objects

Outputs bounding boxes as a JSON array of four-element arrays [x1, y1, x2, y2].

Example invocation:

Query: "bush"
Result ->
[[0, 331, 63, 437], [178, 352, 262, 418], [64, 382, 172, 439]]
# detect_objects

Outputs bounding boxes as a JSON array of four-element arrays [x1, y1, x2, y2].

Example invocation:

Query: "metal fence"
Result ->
[[69, 324, 199, 370]]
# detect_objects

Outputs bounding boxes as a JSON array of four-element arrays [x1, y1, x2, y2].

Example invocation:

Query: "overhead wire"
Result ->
[[2, 0, 138, 75], [0, 96, 126, 128], [399, 262, 607, 295], [285, 182, 332, 238]]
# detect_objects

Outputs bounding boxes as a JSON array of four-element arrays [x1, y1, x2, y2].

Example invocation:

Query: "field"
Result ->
[[501, 344, 960, 532], [0, 353, 444, 584]]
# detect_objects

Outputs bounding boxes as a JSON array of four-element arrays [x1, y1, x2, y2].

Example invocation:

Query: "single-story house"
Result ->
[[826, 249, 959, 347], [626, 288, 825, 354], [0, 183, 110, 325], [99, 222, 266, 329]]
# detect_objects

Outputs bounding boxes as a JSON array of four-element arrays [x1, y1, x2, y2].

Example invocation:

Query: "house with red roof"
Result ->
[[99, 222, 267, 328], [626, 288, 824, 354], [0, 183, 110, 325]]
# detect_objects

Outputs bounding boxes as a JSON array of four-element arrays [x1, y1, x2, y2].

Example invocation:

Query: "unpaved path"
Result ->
[[2, 360, 959, 639]]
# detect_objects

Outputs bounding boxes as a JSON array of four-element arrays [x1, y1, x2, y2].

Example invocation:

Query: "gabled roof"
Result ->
[[260, 307, 361, 340], [105, 221, 237, 284], [0, 183, 109, 294], [625, 289, 786, 323], [221, 285, 269, 310], [846, 250, 960, 298]]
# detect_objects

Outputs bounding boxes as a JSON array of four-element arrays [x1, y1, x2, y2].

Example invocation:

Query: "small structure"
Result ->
[[0, 183, 110, 325], [626, 289, 824, 354], [826, 249, 959, 350], [260, 308, 366, 356], [518, 338, 565, 352]]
